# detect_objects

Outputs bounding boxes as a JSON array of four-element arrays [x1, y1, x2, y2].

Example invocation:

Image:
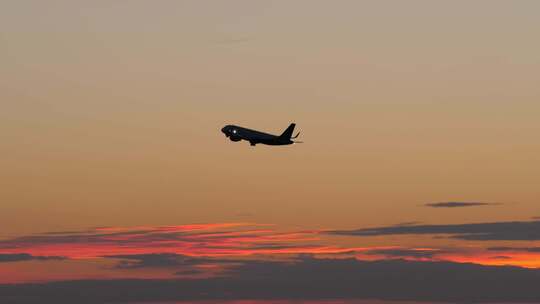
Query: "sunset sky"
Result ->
[[2, 1, 540, 303]]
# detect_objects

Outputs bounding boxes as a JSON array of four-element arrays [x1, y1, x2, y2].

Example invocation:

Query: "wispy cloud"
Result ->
[[0, 223, 358, 260], [362, 248, 443, 259], [216, 37, 254, 45], [0, 253, 65, 263], [2, 222, 540, 285], [105, 253, 209, 269], [328, 220, 540, 241], [425, 202, 501, 208], [488, 247, 540, 253]]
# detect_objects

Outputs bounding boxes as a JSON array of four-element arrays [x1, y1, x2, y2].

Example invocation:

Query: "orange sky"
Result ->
[[2, 0, 540, 238]]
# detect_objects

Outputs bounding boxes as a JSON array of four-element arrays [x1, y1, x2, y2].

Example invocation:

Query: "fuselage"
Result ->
[[221, 125, 293, 146]]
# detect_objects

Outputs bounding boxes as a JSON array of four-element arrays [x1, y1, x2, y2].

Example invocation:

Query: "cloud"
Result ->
[[425, 202, 500, 208], [393, 221, 423, 226], [490, 255, 513, 260], [0, 223, 339, 259], [0, 253, 65, 263], [103, 253, 242, 276], [328, 220, 540, 241], [2, 257, 540, 303], [363, 248, 441, 259], [105, 253, 205, 269], [488, 247, 540, 253], [216, 37, 254, 45], [3, 222, 540, 285]]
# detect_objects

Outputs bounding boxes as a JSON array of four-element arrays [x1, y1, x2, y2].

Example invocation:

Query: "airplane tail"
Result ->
[[279, 123, 296, 140]]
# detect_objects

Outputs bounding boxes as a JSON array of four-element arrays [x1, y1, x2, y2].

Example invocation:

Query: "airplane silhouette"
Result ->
[[221, 123, 301, 146]]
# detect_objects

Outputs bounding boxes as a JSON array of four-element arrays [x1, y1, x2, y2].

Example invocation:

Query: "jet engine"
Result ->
[[229, 136, 241, 142]]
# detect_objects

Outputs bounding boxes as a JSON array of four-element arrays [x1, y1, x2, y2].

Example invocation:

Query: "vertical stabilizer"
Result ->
[[279, 123, 296, 139]]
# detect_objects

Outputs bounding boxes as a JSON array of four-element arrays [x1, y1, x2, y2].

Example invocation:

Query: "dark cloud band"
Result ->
[[425, 202, 500, 208], [1, 257, 540, 303], [328, 220, 540, 241], [0, 253, 65, 263]]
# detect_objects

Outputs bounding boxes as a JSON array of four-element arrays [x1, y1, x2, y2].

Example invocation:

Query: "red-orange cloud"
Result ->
[[1, 222, 540, 283]]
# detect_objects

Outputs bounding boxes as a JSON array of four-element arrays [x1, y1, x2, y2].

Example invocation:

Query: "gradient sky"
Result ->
[[2, 1, 540, 303]]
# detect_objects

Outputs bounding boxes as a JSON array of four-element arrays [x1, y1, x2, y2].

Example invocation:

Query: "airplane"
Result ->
[[221, 123, 302, 146]]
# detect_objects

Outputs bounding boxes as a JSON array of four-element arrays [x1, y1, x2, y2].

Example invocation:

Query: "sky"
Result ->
[[1, 1, 540, 303]]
